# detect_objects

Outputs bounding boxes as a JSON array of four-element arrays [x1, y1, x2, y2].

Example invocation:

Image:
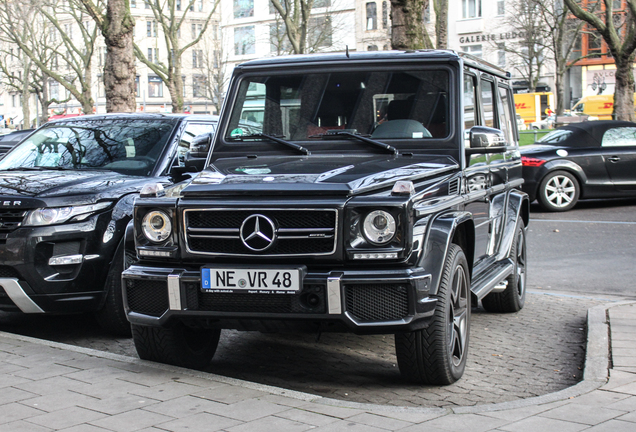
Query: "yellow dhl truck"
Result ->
[[571, 94, 636, 120], [513, 92, 554, 126]]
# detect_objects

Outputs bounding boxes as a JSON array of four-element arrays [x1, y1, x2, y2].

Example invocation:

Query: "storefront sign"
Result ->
[[459, 32, 526, 44]]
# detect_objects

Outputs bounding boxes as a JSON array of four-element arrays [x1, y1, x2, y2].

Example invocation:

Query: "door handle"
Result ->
[[607, 156, 620, 163]]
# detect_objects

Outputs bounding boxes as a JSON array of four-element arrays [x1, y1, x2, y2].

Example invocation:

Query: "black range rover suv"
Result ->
[[0, 114, 216, 335], [123, 51, 529, 384]]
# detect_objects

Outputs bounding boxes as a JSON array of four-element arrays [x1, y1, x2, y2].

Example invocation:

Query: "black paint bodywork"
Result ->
[[123, 51, 530, 335], [0, 114, 215, 314], [520, 121, 636, 203]]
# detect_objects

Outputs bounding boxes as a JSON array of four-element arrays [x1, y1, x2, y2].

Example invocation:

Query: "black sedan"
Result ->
[[520, 120, 636, 211], [0, 129, 34, 157]]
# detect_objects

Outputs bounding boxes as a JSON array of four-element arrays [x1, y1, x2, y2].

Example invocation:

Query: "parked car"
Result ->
[[520, 120, 636, 211], [122, 50, 529, 385], [0, 129, 34, 157], [0, 114, 216, 335]]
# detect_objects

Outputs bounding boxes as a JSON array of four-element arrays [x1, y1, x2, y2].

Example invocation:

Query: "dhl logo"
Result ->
[[602, 102, 613, 109], [515, 103, 527, 109]]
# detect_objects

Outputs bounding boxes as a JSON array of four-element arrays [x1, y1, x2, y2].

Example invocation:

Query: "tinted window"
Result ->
[[226, 70, 450, 142], [0, 118, 178, 176], [464, 73, 477, 130], [480, 79, 495, 127], [537, 129, 573, 143], [498, 85, 515, 144], [601, 127, 636, 147], [177, 122, 216, 166]]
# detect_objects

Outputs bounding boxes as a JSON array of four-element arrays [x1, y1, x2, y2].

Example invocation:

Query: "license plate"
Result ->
[[201, 267, 301, 294]]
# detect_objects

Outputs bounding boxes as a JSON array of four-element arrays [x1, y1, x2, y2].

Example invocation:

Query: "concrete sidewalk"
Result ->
[[0, 302, 634, 432]]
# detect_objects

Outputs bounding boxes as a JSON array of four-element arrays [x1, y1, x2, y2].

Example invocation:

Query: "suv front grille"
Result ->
[[184, 209, 337, 256], [345, 284, 410, 322], [0, 209, 28, 233]]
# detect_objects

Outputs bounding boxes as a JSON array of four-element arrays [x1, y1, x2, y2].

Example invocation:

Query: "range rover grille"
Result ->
[[0, 209, 28, 233], [345, 284, 410, 322], [184, 209, 337, 256]]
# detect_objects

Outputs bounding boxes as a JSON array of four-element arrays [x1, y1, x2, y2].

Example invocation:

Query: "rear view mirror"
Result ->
[[466, 126, 508, 155], [185, 132, 213, 172]]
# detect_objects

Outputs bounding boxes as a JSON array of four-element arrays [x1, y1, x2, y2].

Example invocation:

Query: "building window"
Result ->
[[497, 0, 505, 15], [176, 0, 181, 10], [366, 2, 377, 30], [192, 49, 203, 68], [49, 82, 59, 100], [193, 75, 206, 98], [135, 76, 140, 97], [382, 1, 388, 28], [234, 26, 255, 55], [147, 48, 159, 63], [233, 0, 253, 18], [148, 76, 163, 97], [64, 24, 73, 39], [270, 22, 291, 53], [98, 47, 107, 67], [462, 0, 481, 18], [147, 21, 157, 37], [497, 43, 505, 67], [423, 2, 430, 23], [367, 45, 378, 51], [192, 23, 203, 39], [144, 0, 150, 9], [460, 44, 482, 58], [197, 0, 203, 11], [309, 17, 332, 47], [314, 0, 331, 7], [131, 0, 136, 7]]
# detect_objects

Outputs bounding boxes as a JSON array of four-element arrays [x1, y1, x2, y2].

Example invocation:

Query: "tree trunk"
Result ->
[[167, 79, 184, 113], [391, 0, 431, 50], [103, 0, 136, 113], [554, 70, 565, 115], [434, 0, 447, 49], [613, 54, 636, 122]]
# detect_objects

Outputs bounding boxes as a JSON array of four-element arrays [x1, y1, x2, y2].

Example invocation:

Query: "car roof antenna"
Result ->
[[346, 45, 350, 58]]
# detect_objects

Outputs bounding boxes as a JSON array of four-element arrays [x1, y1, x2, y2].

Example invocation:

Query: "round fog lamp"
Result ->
[[362, 210, 396, 245], [142, 210, 172, 243]]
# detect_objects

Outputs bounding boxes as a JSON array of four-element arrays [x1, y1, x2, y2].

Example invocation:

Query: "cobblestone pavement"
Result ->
[[0, 291, 605, 408]]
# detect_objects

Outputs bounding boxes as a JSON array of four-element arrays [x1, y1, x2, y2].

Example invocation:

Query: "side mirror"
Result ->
[[466, 126, 508, 155], [185, 132, 213, 172]]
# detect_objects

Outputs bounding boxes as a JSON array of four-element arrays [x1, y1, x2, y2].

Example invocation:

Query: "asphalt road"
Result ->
[[526, 197, 636, 298]]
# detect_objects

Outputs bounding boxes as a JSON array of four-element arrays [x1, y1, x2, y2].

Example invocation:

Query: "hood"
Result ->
[[184, 154, 459, 197], [0, 169, 156, 203]]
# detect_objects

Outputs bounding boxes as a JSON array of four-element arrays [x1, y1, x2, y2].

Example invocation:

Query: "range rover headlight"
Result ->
[[23, 202, 111, 226], [141, 210, 172, 243], [362, 210, 396, 245]]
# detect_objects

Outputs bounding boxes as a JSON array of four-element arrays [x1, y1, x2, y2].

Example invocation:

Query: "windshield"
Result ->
[[225, 70, 450, 143], [0, 117, 178, 175]]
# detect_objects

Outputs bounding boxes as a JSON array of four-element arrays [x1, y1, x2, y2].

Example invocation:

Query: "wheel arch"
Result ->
[[539, 160, 587, 197], [419, 211, 474, 297]]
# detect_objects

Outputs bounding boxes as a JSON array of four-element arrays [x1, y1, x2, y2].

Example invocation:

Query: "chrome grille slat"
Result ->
[[184, 208, 338, 257]]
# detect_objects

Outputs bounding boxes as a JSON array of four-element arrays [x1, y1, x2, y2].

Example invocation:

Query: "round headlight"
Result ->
[[362, 210, 396, 245], [142, 210, 172, 243]]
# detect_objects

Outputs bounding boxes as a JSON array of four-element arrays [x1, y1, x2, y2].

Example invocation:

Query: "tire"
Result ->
[[95, 241, 134, 337], [394, 244, 470, 385], [537, 170, 580, 212], [132, 322, 221, 370], [482, 220, 527, 313]]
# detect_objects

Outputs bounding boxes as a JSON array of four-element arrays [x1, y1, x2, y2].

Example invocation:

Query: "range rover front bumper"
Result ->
[[122, 264, 437, 334]]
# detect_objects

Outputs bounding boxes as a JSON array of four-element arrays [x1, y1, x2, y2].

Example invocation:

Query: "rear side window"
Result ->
[[480, 79, 495, 128], [497, 85, 515, 144], [602, 127, 636, 147]]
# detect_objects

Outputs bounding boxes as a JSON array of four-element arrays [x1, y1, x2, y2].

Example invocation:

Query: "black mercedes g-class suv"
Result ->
[[0, 114, 216, 335], [123, 51, 529, 384]]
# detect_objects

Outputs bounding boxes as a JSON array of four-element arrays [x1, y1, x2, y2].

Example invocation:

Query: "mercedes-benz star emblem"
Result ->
[[240, 214, 276, 251]]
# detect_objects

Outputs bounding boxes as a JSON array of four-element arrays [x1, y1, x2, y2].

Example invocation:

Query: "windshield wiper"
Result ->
[[230, 133, 311, 156], [1, 166, 69, 171], [315, 131, 399, 155]]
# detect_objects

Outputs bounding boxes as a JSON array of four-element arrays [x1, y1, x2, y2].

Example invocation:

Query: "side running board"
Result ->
[[470, 259, 514, 300]]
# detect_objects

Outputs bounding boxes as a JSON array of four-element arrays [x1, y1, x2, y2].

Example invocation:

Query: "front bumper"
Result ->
[[122, 264, 437, 334], [0, 213, 121, 314]]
